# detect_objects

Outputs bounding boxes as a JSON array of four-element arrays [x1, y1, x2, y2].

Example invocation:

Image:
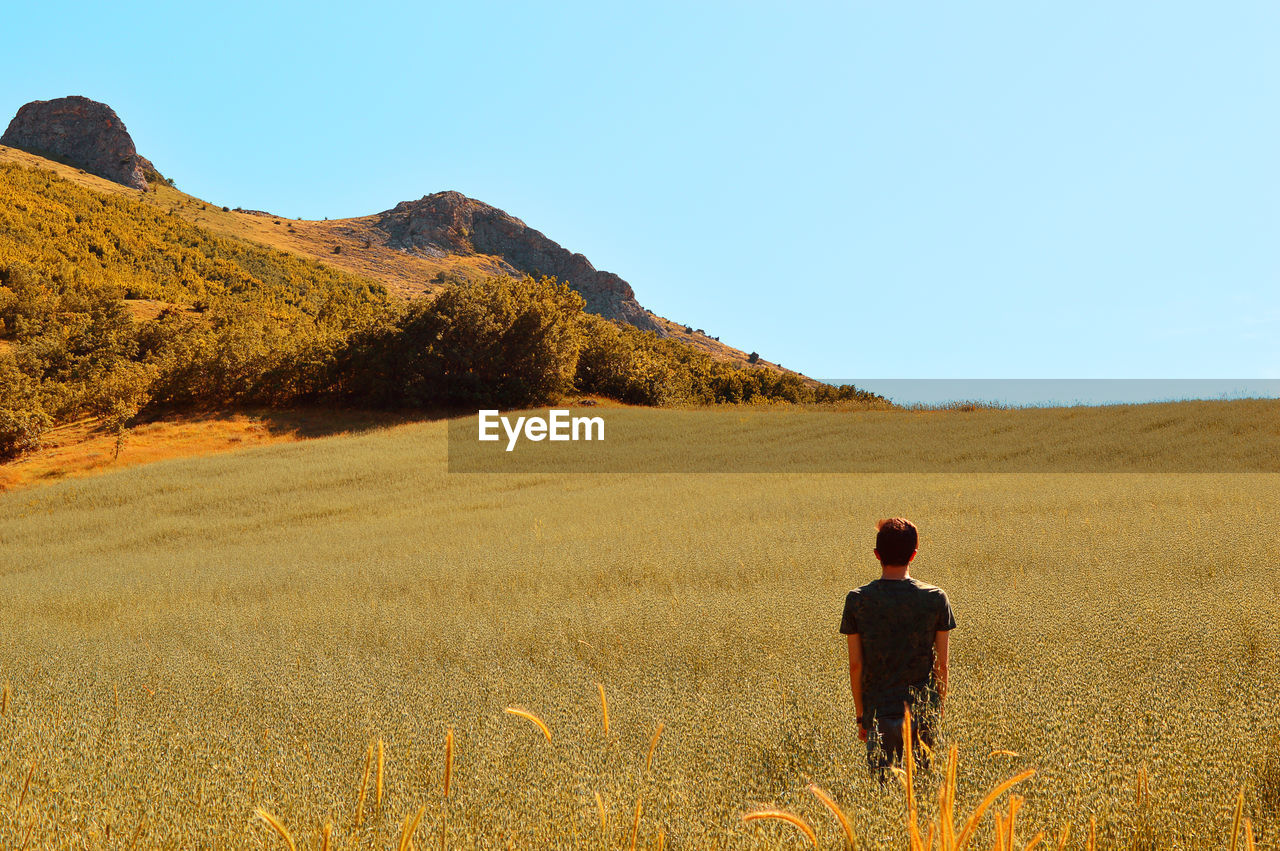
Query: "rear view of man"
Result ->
[[840, 517, 956, 776]]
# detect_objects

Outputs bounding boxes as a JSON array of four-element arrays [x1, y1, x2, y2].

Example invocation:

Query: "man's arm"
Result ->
[[933, 629, 949, 709], [846, 634, 865, 737]]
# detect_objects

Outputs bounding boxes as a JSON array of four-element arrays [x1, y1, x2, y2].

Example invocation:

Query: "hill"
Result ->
[[0, 144, 872, 465], [0, 143, 791, 374], [0, 94, 793, 374]]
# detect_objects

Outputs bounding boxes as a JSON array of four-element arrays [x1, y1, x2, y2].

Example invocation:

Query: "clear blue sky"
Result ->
[[3, 1, 1276, 381]]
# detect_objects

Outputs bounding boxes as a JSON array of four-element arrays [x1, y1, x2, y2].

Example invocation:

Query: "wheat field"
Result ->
[[0, 406, 1278, 849]]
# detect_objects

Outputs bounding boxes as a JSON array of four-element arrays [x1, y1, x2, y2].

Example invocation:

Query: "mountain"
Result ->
[[1, 96, 161, 191], [375, 192, 660, 333]]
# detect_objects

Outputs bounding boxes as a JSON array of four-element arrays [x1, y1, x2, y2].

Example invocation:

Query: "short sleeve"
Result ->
[[839, 590, 859, 634], [937, 593, 957, 632]]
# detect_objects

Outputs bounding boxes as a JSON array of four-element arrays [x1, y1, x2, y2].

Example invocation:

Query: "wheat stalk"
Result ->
[[1, 681, 9, 716], [320, 822, 332, 851], [1055, 822, 1070, 851], [1085, 816, 1096, 851], [646, 721, 665, 771], [398, 804, 426, 851], [127, 813, 146, 851], [441, 728, 453, 851], [629, 795, 642, 851], [903, 707, 922, 851], [807, 783, 856, 850], [504, 707, 552, 742], [953, 767, 1037, 849], [1244, 818, 1256, 851], [377, 738, 386, 811], [743, 809, 818, 846], [1230, 786, 1244, 851], [356, 742, 373, 827], [597, 683, 610, 737], [940, 744, 959, 849], [443, 728, 453, 797], [14, 756, 37, 813], [255, 807, 298, 851], [1006, 794, 1024, 849], [595, 790, 608, 841]]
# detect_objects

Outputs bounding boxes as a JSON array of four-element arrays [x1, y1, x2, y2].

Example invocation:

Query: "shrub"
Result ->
[[336, 276, 585, 409]]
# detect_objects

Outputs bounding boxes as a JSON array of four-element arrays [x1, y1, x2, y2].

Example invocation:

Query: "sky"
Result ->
[[3, 1, 1276, 384]]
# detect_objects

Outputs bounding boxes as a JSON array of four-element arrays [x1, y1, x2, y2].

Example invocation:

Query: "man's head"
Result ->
[[874, 517, 918, 567]]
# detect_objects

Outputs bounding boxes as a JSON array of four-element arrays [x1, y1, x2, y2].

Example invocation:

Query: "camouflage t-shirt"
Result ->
[[839, 578, 957, 718]]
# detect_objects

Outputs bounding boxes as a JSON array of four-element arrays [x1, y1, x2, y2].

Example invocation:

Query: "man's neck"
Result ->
[[879, 565, 911, 581]]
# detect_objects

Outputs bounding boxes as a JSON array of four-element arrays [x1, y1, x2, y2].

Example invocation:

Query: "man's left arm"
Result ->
[[933, 595, 956, 713]]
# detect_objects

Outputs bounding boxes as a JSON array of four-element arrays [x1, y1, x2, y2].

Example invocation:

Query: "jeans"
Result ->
[[865, 712, 935, 778]]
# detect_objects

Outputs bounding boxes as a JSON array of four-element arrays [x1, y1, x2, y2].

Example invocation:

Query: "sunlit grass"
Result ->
[[0, 409, 1277, 847]]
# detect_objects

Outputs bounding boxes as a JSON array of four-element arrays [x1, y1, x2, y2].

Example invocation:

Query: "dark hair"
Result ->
[[875, 517, 918, 567]]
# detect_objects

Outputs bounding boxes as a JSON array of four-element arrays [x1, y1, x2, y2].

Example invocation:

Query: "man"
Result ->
[[839, 517, 956, 776]]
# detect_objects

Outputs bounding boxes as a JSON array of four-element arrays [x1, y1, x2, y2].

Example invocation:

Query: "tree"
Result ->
[[89, 361, 153, 459], [355, 275, 587, 409], [0, 353, 49, 460]]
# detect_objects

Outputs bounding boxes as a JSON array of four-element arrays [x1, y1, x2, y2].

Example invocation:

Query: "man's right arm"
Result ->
[[846, 633, 866, 740]]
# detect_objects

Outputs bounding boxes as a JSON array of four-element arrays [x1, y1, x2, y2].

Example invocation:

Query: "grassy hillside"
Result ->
[[0, 144, 495, 300], [0, 156, 386, 314], [0, 144, 796, 374], [2, 154, 866, 467], [0, 405, 1276, 847]]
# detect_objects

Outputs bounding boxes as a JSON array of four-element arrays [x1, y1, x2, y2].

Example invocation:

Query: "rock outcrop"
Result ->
[[376, 191, 662, 333], [2, 96, 157, 190]]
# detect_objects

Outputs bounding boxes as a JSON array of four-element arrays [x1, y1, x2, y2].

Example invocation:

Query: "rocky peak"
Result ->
[[2, 96, 158, 190], [377, 191, 663, 334]]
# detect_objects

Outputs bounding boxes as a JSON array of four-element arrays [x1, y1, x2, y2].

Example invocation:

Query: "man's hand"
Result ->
[[857, 723, 868, 742]]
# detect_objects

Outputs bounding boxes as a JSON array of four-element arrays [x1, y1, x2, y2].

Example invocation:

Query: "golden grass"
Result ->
[[356, 742, 373, 828], [449, 398, 1280, 473], [0, 408, 1276, 846], [646, 722, 665, 772], [376, 737, 386, 811], [396, 805, 426, 851], [807, 783, 856, 850], [255, 807, 298, 851], [595, 790, 608, 839], [598, 682, 610, 738], [742, 808, 818, 846], [0, 408, 414, 493], [442, 729, 453, 798], [504, 706, 553, 742], [630, 794, 643, 850]]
